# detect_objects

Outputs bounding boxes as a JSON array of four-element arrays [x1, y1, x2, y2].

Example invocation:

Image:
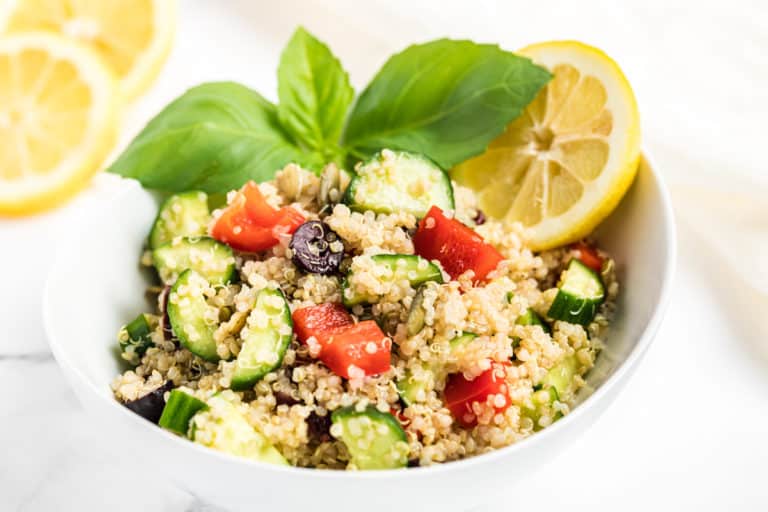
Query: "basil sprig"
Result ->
[[108, 28, 550, 193]]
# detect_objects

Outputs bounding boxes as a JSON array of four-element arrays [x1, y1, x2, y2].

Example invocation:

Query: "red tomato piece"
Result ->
[[292, 303, 353, 346], [211, 181, 305, 252], [321, 321, 392, 379], [241, 181, 279, 223], [413, 206, 503, 281], [571, 241, 603, 272], [444, 363, 511, 427], [210, 205, 275, 252]]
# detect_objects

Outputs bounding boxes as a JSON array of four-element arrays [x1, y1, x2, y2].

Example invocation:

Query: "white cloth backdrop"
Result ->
[[1, 0, 767, 510]]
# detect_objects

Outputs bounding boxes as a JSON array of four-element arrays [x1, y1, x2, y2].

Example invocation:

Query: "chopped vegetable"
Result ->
[[149, 191, 210, 249], [547, 259, 605, 325], [289, 221, 344, 275], [293, 304, 390, 379], [152, 236, 236, 285], [211, 181, 305, 252], [292, 303, 353, 346], [342, 150, 454, 218], [541, 355, 579, 397], [444, 363, 511, 427], [119, 313, 156, 366], [166, 269, 221, 362], [191, 393, 287, 465], [516, 308, 551, 334], [231, 288, 293, 391], [123, 380, 174, 424], [405, 286, 427, 336], [331, 405, 409, 469], [322, 321, 392, 379], [159, 389, 208, 436], [571, 241, 603, 272], [413, 206, 503, 281], [342, 254, 443, 307]]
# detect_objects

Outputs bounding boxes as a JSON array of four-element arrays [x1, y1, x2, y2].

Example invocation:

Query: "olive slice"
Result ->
[[289, 221, 344, 275]]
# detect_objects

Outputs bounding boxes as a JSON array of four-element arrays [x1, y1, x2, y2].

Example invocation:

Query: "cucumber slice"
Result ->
[[331, 405, 409, 470], [342, 150, 454, 218], [397, 365, 435, 406], [343, 254, 443, 307], [406, 286, 427, 336], [159, 389, 208, 436], [191, 394, 287, 465], [153, 236, 235, 285], [547, 259, 605, 325], [516, 308, 552, 334], [118, 313, 157, 365], [149, 191, 210, 249], [449, 331, 477, 350], [541, 354, 579, 396], [230, 288, 292, 391], [167, 269, 220, 362]]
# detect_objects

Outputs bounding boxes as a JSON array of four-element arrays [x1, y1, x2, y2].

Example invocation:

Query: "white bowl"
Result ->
[[44, 155, 675, 512]]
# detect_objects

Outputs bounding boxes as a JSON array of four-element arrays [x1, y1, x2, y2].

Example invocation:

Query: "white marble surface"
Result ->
[[2, 1, 768, 510]]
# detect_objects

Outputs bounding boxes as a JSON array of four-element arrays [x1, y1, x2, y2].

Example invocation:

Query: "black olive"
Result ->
[[289, 221, 344, 275], [274, 391, 301, 406], [473, 209, 486, 225], [123, 380, 174, 424], [306, 411, 332, 443]]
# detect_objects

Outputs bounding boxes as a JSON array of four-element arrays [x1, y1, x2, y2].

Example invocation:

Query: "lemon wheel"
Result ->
[[452, 41, 641, 250], [1, 0, 176, 101], [0, 33, 119, 216]]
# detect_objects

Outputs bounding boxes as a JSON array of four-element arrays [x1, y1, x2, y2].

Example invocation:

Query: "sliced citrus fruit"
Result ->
[[1, 0, 176, 101], [452, 41, 641, 250], [0, 33, 119, 216]]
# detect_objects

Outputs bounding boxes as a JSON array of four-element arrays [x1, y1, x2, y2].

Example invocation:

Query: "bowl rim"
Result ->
[[43, 150, 676, 480]]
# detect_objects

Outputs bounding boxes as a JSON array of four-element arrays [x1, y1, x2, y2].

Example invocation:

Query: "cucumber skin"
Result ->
[[153, 236, 236, 286], [149, 191, 210, 250], [167, 269, 220, 362], [342, 254, 443, 307], [159, 390, 208, 436], [230, 288, 292, 391], [547, 259, 605, 326], [342, 151, 454, 217], [120, 314, 156, 365], [331, 405, 408, 469]]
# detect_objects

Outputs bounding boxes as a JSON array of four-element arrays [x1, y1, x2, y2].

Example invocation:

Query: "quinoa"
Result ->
[[112, 160, 618, 469]]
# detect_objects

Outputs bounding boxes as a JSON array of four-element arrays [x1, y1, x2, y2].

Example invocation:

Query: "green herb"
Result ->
[[342, 39, 551, 169], [277, 27, 353, 164], [108, 29, 551, 194], [107, 82, 323, 193]]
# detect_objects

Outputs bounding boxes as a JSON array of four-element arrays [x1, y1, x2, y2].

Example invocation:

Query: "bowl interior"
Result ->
[[44, 155, 673, 464]]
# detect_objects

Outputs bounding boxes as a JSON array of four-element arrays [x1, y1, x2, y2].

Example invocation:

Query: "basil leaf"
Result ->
[[342, 39, 551, 169], [107, 82, 322, 193], [277, 27, 353, 160]]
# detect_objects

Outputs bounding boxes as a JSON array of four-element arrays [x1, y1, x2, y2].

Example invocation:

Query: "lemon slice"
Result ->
[[0, 33, 119, 216], [452, 41, 641, 250], [1, 0, 176, 101]]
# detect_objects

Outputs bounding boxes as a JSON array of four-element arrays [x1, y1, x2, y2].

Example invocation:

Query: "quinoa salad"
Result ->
[[112, 150, 618, 470]]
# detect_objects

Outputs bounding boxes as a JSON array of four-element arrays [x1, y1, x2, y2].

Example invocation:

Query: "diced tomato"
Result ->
[[413, 206, 503, 281], [241, 181, 279, 223], [211, 181, 305, 252], [321, 321, 392, 379], [292, 303, 353, 345], [571, 241, 603, 272], [444, 363, 511, 427], [292, 306, 392, 379]]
